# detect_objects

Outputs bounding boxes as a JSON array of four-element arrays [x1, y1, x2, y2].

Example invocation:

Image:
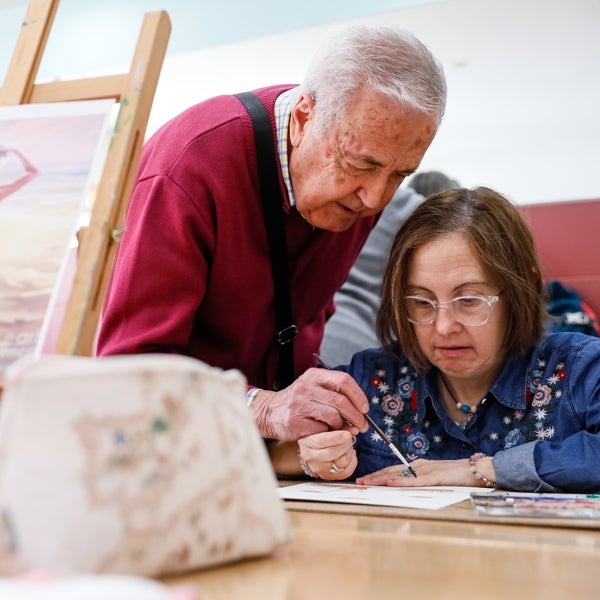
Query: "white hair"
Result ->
[[299, 25, 447, 136]]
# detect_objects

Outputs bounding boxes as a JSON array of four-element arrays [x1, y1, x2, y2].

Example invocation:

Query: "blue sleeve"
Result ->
[[534, 338, 600, 492], [497, 336, 600, 493], [493, 442, 562, 492]]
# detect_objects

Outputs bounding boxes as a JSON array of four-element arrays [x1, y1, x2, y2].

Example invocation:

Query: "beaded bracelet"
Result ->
[[297, 447, 319, 478], [245, 387, 262, 408], [469, 452, 498, 489]]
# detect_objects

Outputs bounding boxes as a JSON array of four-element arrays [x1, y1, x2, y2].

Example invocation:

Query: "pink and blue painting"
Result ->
[[0, 99, 114, 375]]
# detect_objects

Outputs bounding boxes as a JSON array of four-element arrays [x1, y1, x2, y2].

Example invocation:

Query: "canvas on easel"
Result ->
[[0, 0, 171, 380], [0, 99, 115, 374]]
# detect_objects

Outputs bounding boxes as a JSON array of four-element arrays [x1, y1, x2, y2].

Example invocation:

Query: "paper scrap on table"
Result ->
[[279, 482, 493, 510]]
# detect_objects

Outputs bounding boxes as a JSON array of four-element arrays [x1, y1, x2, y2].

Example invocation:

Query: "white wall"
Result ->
[[3, 0, 600, 205], [146, 0, 600, 205]]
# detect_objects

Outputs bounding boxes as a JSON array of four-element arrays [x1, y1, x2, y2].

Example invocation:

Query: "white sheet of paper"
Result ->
[[279, 482, 492, 510]]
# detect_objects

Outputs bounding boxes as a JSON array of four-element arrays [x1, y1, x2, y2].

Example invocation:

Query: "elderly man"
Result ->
[[97, 25, 446, 444]]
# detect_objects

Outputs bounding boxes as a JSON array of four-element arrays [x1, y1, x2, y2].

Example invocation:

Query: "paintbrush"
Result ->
[[313, 353, 417, 478]]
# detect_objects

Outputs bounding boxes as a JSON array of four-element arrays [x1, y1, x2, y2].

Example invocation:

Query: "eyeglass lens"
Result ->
[[406, 296, 492, 326]]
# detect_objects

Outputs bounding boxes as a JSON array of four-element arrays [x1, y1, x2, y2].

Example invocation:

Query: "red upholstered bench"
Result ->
[[521, 198, 600, 316]]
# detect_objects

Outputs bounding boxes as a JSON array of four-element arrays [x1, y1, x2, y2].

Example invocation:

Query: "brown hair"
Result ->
[[376, 186, 547, 370]]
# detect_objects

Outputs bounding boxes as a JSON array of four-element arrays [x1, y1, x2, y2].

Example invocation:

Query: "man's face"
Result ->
[[288, 90, 438, 232]]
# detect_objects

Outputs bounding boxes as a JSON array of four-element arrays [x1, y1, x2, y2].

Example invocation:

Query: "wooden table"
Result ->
[[164, 499, 600, 599]]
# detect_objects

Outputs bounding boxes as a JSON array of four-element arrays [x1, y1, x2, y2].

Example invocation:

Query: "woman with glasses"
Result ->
[[270, 186, 600, 492]]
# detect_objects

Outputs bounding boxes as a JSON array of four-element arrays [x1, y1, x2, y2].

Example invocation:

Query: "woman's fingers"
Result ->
[[298, 430, 357, 479]]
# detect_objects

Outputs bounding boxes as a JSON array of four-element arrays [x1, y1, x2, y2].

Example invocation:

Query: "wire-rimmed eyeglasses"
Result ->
[[404, 294, 501, 327]]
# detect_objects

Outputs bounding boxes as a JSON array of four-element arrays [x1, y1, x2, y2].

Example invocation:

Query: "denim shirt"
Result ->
[[336, 332, 600, 492]]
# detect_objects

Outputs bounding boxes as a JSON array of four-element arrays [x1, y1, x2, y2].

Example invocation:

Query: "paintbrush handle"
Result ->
[[364, 413, 413, 470], [312, 354, 416, 477]]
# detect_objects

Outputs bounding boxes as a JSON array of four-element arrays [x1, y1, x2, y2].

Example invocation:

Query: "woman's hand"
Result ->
[[356, 456, 496, 488], [298, 430, 358, 480]]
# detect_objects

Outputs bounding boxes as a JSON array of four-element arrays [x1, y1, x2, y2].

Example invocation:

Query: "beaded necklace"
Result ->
[[438, 372, 488, 426]]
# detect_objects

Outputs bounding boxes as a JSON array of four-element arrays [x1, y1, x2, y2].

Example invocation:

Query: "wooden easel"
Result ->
[[0, 0, 171, 357]]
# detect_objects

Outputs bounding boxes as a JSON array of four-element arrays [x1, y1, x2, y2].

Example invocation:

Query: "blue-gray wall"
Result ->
[[0, 0, 437, 81]]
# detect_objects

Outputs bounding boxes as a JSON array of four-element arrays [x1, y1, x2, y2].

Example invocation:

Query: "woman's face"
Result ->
[[406, 232, 508, 389]]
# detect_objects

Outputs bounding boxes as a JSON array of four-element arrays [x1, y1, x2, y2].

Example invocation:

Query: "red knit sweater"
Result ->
[[97, 85, 377, 390]]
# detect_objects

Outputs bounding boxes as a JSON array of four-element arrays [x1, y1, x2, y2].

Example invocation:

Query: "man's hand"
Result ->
[[251, 368, 369, 441]]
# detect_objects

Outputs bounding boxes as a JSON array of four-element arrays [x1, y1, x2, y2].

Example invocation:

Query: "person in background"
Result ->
[[406, 170, 459, 199], [271, 187, 600, 493], [320, 170, 458, 367], [96, 25, 447, 443]]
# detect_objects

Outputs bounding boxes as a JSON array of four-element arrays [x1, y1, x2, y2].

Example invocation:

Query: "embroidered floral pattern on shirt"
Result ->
[[481, 354, 566, 449], [523, 358, 565, 442], [406, 432, 430, 455], [366, 361, 429, 457], [351, 334, 598, 485], [392, 354, 563, 455]]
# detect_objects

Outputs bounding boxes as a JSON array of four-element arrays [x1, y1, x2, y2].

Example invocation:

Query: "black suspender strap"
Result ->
[[235, 91, 297, 390]]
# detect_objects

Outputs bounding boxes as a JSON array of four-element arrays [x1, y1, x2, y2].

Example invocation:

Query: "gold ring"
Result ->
[[329, 461, 345, 474]]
